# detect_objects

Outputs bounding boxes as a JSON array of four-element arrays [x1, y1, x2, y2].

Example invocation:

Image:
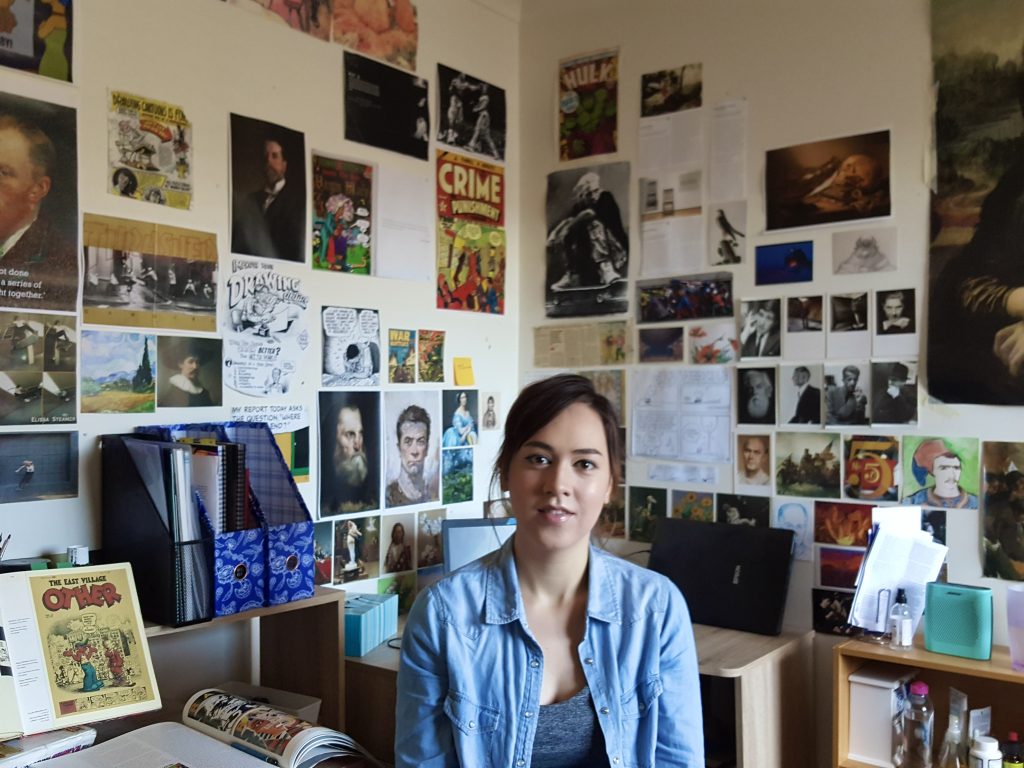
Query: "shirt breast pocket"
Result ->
[[620, 675, 663, 768], [444, 690, 501, 766]]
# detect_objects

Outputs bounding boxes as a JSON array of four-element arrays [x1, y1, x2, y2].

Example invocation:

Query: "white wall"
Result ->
[[0, 0, 521, 558], [515, 2, 1016, 763]]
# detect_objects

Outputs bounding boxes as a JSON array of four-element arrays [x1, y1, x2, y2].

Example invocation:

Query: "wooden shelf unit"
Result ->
[[832, 638, 1024, 768], [143, 588, 346, 732]]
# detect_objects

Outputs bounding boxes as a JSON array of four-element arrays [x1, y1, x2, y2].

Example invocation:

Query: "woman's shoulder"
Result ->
[[591, 546, 680, 609]]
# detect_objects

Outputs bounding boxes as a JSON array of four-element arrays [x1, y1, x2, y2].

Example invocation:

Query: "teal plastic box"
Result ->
[[345, 593, 398, 657]]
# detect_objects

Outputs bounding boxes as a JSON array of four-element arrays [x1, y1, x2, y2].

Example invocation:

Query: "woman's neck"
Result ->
[[513, 538, 589, 605]]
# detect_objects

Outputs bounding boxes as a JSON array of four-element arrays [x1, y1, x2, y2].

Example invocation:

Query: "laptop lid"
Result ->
[[648, 518, 794, 636], [442, 518, 516, 573]]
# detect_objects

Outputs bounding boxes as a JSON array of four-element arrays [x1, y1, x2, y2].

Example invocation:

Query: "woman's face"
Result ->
[[458, 392, 467, 407], [392, 523, 405, 543], [503, 403, 612, 557]]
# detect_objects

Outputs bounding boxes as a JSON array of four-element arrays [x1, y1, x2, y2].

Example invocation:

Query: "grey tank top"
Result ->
[[530, 686, 609, 768]]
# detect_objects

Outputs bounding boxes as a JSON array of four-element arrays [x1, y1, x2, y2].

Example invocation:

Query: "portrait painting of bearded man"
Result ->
[[319, 390, 380, 515]]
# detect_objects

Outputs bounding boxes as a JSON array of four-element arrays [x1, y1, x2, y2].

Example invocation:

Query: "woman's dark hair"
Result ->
[[491, 374, 622, 494]]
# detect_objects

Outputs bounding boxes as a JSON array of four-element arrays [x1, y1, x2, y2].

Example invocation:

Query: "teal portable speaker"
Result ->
[[924, 581, 993, 660]]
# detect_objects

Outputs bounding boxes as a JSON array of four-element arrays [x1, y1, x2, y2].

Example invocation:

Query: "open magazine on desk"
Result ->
[[41, 689, 382, 768]]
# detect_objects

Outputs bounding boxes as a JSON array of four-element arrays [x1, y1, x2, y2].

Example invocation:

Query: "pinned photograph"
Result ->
[[81, 331, 155, 414], [638, 327, 684, 363], [870, 360, 918, 425], [824, 363, 869, 426], [0, 431, 77, 504], [922, 509, 947, 546], [778, 364, 822, 427], [442, 390, 479, 448], [0, 92, 77, 311], [83, 215, 218, 333], [828, 292, 871, 358], [344, 51, 429, 160], [480, 392, 500, 431], [708, 201, 746, 265], [545, 162, 630, 317], [384, 390, 441, 508], [773, 499, 812, 561], [442, 447, 473, 504], [382, 512, 416, 574], [833, 227, 896, 274], [312, 153, 373, 274], [0, 0, 72, 81], [318, 391, 380, 517], [812, 588, 856, 635], [156, 336, 222, 408], [334, 515, 380, 583], [417, 329, 445, 383], [437, 65, 506, 161], [0, 312, 75, 426], [765, 130, 891, 231], [739, 299, 781, 359], [735, 434, 771, 495], [559, 48, 618, 161], [716, 493, 769, 527], [671, 490, 715, 522], [981, 441, 1024, 579], [688, 322, 738, 365], [637, 273, 733, 324], [902, 436, 979, 509], [388, 329, 416, 384], [333, 0, 418, 70], [754, 241, 813, 285], [816, 546, 864, 590], [843, 434, 899, 502], [313, 521, 333, 586], [578, 369, 625, 426], [775, 432, 841, 498], [598, 485, 626, 539], [640, 63, 702, 117], [874, 288, 918, 358], [628, 486, 666, 543], [814, 501, 873, 547], [378, 572, 418, 615], [230, 113, 307, 263], [417, 508, 446, 569], [322, 306, 380, 388], [783, 296, 825, 359], [736, 367, 776, 425]]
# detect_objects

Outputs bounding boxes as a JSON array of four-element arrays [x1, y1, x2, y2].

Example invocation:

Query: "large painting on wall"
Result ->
[[929, 1, 1024, 404]]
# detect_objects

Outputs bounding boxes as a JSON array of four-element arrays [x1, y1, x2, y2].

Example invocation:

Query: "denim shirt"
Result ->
[[395, 538, 705, 768]]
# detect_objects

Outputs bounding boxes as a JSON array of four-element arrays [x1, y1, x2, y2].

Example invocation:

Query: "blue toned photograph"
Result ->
[[755, 241, 814, 285]]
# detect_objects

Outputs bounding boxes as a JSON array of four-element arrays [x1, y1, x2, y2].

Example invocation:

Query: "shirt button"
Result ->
[[468, 720, 475, 729], [524, 711, 533, 718], [584, 657, 594, 665], [613, 758, 620, 765], [639, 703, 646, 711], [530, 659, 540, 668], [517, 760, 525, 766], [600, 706, 610, 715]]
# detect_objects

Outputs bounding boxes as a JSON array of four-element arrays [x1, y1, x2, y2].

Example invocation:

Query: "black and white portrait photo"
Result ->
[[436, 64, 505, 162], [737, 367, 776, 425]]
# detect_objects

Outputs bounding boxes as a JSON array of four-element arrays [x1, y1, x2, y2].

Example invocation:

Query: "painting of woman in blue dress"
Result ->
[[442, 390, 478, 447]]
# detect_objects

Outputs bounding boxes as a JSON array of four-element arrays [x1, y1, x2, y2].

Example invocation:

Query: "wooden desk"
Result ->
[[345, 624, 813, 768]]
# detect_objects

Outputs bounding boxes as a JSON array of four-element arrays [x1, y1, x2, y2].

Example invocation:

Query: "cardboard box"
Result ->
[[848, 663, 916, 767]]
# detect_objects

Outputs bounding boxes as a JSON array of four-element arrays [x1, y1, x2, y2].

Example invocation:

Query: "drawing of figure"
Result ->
[[339, 519, 362, 572], [904, 438, 978, 509], [442, 391, 477, 447], [104, 642, 134, 687], [37, 0, 70, 81], [63, 641, 104, 692]]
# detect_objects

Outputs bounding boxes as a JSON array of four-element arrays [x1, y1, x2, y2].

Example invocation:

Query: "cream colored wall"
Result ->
[[515, 2, 1012, 763], [0, 0, 521, 558]]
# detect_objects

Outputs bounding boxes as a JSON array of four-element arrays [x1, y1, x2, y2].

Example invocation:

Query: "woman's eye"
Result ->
[[526, 454, 550, 466], [576, 459, 596, 470]]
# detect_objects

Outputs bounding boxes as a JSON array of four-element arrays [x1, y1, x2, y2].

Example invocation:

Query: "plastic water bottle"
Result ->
[[937, 714, 964, 768], [904, 681, 934, 768], [890, 588, 913, 650]]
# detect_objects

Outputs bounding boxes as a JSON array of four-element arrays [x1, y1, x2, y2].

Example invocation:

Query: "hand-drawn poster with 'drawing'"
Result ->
[[436, 150, 505, 314], [108, 91, 193, 209], [223, 260, 310, 397]]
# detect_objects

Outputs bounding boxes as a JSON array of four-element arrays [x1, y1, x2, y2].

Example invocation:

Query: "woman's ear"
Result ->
[[603, 477, 613, 505], [499, 471, 508, 494]]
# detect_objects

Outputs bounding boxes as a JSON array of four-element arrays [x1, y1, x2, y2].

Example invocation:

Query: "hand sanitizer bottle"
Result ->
[[889, 588, 913, 650]]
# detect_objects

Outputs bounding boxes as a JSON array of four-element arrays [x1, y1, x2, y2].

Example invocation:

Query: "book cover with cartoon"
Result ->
[[27, 563, 159, 723]]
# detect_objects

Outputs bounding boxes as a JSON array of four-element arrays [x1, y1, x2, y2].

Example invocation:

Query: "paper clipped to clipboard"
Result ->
[[849, 508, 948, 634]]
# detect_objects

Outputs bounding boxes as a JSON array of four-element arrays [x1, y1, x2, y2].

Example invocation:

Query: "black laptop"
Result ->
[[648, 518, 795, 636]]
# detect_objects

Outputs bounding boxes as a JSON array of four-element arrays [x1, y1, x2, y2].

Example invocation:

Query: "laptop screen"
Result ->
[[648, 518, 794, 636], [442, 518, 516, 573]]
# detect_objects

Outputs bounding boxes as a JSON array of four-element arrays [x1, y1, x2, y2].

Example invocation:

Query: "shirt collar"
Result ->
[[0, 218, 35, 257], [483, 535, 622, 626]]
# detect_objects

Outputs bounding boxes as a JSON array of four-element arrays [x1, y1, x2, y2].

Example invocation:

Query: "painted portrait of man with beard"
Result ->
[[319, 390, 380, 515]]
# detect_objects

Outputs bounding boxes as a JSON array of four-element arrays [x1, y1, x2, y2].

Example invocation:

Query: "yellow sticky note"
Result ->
[[453, 357, 475, 386]]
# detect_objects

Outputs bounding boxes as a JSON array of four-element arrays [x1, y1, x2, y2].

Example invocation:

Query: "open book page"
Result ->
[[850, 525, 948, 633], [182, 688, 380, 768], [39, 722, 267, 767]]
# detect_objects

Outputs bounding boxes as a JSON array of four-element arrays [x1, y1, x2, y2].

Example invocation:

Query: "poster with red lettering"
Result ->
[[558, 48, 619, 161], [15, 563, 159, 733], [436, 150, 505, 314]]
